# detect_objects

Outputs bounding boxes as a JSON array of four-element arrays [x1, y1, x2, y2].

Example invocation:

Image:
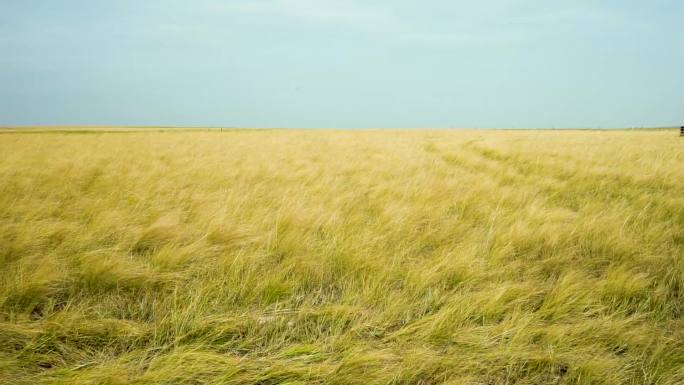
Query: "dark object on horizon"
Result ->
[[680, 126, 684, 136]]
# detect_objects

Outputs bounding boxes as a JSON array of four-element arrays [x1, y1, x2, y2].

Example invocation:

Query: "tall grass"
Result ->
[[0, 129, 682, 384]]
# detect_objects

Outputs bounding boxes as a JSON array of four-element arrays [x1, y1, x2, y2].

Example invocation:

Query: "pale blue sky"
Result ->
[[1, 0, 682, 128]]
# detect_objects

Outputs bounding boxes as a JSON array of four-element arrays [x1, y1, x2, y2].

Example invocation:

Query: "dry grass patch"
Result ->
[[0, 129, 682, 384]]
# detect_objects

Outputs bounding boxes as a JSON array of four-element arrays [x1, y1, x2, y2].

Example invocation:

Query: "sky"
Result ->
[[1, 0, 682, 128]]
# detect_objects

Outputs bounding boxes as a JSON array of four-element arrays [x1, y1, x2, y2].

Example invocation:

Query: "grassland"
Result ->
[[0, 129, 682, 384]]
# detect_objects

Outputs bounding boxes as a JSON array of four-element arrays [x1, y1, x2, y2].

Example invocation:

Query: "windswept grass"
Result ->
[[0, 129, 682, 384]]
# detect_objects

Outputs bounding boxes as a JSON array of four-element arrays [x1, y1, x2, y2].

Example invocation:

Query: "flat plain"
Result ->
[[0, 129, 682, 384]]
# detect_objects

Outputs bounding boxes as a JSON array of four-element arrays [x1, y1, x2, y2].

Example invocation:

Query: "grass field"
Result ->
[[0, 129, 682, 384]]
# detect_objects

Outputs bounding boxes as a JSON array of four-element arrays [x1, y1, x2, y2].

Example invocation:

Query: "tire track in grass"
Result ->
[[434, 140, 572, 212], [464, 140, 679, 197], [427, 141, 591, 270], [428, 140, 683, 328], [463, 142, 682, 227], [428, 141, 666, 270]]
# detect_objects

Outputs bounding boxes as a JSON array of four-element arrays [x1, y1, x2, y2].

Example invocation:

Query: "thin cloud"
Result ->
[[206, 0, 398, 30], [203, 0, 525, 45]]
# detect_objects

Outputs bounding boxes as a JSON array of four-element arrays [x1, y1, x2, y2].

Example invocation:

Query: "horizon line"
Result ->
[[0, 125, 680, 132]]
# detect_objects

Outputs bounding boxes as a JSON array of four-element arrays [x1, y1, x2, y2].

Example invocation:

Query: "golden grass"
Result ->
[[0, 129, 682, 384]]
